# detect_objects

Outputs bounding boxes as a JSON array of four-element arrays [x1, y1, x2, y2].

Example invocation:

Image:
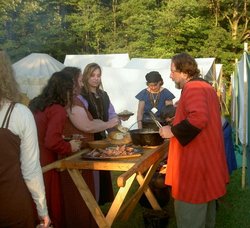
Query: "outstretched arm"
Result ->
[[67, 106, 119, 133]]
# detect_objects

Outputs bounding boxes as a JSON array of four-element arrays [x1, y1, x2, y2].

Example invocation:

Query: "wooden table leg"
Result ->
[[68, 169, 137, 227], [118, 158, 162, 221], [67, 169, 110, 228], [136, 173, 161, 210], [105, 173, 136, 225]]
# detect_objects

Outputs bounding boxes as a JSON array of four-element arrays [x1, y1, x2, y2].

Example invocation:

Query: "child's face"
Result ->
[[147, 82, 161, 93]]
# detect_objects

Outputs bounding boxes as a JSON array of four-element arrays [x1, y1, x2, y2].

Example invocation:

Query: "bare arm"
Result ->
[[67, 106, 119, 133], [137, 101, 145, 129]]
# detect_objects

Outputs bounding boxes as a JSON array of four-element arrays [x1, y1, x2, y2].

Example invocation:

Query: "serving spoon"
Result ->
[[149, 111, 163, 128]]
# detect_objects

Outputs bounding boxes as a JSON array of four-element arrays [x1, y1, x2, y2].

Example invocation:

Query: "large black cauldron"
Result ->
[[129, 128, 164, 146]]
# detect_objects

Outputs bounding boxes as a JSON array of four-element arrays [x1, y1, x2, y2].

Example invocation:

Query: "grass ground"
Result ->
[[105, 168, 250, 228], [215, 168, 250, 228]]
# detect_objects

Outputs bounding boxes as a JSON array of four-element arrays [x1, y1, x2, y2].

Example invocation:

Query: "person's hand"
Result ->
[[70, 139, 81, 152], [107, 117, 120, 129], [38, 215, 51, 227], [159, 125, 174, 139], [174, 100, 179, 107]]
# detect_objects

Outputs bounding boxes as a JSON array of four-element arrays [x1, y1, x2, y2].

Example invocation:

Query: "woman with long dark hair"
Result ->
[[29, 71, 82, 228]]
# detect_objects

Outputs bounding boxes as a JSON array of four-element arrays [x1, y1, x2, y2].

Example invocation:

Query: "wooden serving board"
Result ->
[[81, 152, 142, 160]]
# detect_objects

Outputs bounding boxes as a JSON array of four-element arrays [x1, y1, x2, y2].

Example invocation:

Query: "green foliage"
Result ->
[[0, 0, 249, 83]]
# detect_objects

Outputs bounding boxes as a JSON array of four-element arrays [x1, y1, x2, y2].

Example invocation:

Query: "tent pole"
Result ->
[[234, 60, 238, 146], [241, 43, 248, 188]]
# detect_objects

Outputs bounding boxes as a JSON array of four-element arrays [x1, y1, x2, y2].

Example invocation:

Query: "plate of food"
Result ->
[[81, 145, 143, 160], [117, 110, 134, 118]]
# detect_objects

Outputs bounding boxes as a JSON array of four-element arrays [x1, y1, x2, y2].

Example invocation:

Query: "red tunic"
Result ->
[[34, 104, 72, 228], [166, 80, 229, 203]]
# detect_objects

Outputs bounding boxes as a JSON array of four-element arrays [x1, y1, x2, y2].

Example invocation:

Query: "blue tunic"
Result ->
[[135, 88, 175, 121], [223, 119, 237, 174]]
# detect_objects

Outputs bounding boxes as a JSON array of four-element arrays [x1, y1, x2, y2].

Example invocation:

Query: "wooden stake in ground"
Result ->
[[241, 42, 248, 189]]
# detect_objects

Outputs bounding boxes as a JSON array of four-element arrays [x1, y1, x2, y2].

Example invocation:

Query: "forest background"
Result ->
[[0, 0, 249, 97]]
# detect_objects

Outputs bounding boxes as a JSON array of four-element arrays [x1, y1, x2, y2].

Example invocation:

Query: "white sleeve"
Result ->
[[13, 104, 48, 217]]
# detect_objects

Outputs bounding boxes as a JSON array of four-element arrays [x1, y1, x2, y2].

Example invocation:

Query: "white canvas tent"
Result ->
[[13, 53, 65, 99], [64, 55, 217, 129], [124, 58, 171, 69], [124, 57, 216, 83], [101, 67, 181, 129], [64, 53, 130, 70], [231, 43, 250, 188], [215, 64, 223, 83], [215, 64, 228, 112], [195, 58, 216, 82]]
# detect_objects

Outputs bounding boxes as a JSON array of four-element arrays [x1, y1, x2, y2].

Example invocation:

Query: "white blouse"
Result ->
[[0, 101, 48, 217]]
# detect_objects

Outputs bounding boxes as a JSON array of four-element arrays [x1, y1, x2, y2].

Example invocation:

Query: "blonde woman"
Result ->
[[80, 63, 117, 205], [81, 63, 118, 140]]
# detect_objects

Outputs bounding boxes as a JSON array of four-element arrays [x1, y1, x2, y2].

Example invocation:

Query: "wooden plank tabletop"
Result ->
[[42, 140, 169, 187], [41, 140, 169, 227]]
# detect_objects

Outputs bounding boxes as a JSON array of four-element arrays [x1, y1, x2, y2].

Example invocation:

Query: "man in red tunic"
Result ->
[[160, 53, 229, 228]]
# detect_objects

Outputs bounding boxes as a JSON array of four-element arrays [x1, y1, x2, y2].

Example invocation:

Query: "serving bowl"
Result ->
[[129, 128, 164, 146]]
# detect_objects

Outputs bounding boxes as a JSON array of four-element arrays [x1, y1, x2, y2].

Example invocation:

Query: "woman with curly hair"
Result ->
[[0, 49, 50, 227], [30, 67, 119, 228], [29, 71, 82, 228]]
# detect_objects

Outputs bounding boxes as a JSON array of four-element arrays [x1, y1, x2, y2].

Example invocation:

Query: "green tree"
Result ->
[[64, 0, 112, 54], [0, 0, 248, 82], [154, 0, 214, 57], [112, 0, 163, 56]]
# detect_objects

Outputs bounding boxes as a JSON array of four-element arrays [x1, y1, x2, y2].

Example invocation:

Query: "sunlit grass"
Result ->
[[216, 168, 250, 228], [103, 168, 250, 228]]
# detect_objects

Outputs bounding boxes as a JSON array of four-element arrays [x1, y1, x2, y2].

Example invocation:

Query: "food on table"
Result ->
[[109, 131, 125, 140], [117, 124, 129, 133], [117, 110, 134, 116], [87, 140, 110, 149], [85, 145, 140, 158], [107, 130, 132, 145]]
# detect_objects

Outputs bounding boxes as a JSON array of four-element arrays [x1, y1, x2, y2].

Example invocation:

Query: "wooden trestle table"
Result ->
[[42, 140, 169, 228]]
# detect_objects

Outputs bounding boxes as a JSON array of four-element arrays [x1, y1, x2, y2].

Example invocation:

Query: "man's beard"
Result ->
[[175, 82, 181, 89]]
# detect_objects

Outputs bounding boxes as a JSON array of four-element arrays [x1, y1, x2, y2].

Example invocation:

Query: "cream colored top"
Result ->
[[0, 101, 48, 217]]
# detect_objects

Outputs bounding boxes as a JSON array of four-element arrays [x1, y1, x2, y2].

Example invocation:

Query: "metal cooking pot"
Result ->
[[129, 128, 164, 146]]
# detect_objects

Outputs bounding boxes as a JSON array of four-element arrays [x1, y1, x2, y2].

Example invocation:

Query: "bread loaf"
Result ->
[[108, 131, 124, 140], [108, 131, 132, 145]]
